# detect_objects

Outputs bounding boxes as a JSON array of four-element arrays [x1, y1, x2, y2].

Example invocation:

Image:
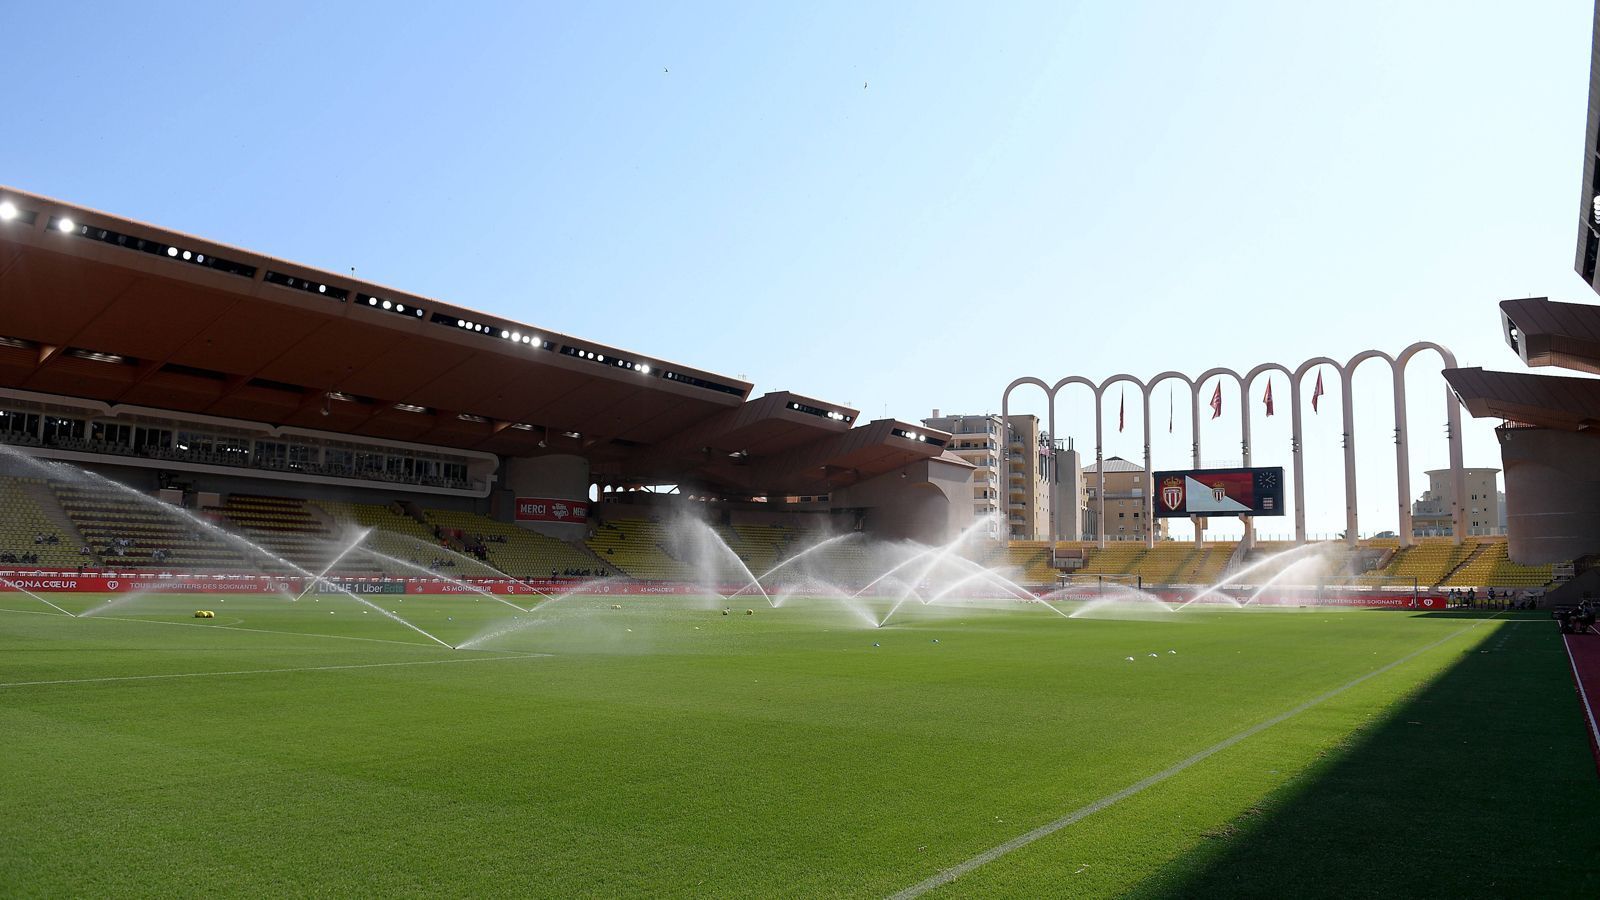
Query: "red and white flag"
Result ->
[[1118, 388, 1125, 433], [1312, 369, 1325, 413], [1209, 382, 1222, 419], [1263, 379, 1275, 417]]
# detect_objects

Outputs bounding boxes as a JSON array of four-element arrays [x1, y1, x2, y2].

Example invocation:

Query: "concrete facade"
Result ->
[[829, 455, 976, 545], [1499, 426, 1600, 563]]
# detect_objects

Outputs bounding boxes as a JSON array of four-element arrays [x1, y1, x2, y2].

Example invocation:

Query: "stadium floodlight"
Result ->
[[167, 246, 179, 257], [511, 331, 521, 342], [501, 330, 510, 339], [196, 254, 205, 263], [56, 217, 76, 233], [456, 319, 465, 327], [1592, 194, 1600, 226], [369, 298, 379, 306], [396, 304, 405, 312], [0, 201, 16, 221], [638, 364, 650, 375], [181, 250, 192, 260], [382, 300, 392, 310]]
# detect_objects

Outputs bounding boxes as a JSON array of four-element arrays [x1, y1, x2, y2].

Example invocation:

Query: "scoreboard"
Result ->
[[1150, 467, 1284, 517]]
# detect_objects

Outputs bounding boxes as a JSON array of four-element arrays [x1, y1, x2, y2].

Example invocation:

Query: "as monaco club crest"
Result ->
[[1160, 476, 1184, 512]]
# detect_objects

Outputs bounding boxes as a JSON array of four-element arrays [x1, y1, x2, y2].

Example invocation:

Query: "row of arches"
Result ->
[[1001, 342, 1467, 549]]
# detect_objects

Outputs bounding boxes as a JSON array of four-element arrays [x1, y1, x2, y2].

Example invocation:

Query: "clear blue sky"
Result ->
[[2, 2, 1592, 536]]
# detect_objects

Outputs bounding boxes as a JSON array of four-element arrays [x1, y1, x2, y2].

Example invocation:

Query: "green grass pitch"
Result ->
[[2, 591, 1597, 897]]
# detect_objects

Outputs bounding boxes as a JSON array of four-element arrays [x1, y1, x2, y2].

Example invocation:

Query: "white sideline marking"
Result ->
[[0, 652, 548, 689], [1562, 634, 1600, 752], [887, 620, 1489, 899]]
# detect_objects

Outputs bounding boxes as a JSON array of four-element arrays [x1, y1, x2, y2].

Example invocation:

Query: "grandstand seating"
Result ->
[[0, 476, 93, 568], [1166, 544, 1233, 585], [759, 529, 886, 587], [714, 523, 794, 577], [586, 517, 698, 581], [1365, 537, 1479, 587], [312, 500, 494, 577], [0, 472, 1568, 591], [983, 542, 1057, 585], [212, 494, 412, 575], [1069, 542, 1145, 577], [423, 508, 611, 579], [1440, 540, 1554, 589], [51, 482, 255, 570]]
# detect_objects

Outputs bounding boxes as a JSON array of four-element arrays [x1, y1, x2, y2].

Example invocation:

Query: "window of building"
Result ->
[[43, 416, 85, 443], [0, 410, 40, 438]]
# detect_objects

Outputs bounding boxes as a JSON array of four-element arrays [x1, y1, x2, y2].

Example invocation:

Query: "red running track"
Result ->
[[1562, 629, 1600, 777]]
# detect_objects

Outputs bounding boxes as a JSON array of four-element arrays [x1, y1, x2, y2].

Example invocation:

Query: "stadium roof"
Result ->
[[0, 186, 951, 494], [1575, 0, 1600, 293], [1499, 297, 1600, 375], [1444, 367, 1600, 432]]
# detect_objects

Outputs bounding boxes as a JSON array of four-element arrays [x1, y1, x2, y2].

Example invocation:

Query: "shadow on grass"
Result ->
[[1130, 618, 1600, 899], [1408, 609, 1551, 621]]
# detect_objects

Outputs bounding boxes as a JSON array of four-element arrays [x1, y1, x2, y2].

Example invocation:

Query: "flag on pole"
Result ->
[[1167, 384, 1173, 433], [1263, 379, 1275, 417], [1312, 368, 1325, 413], [1118, 387, 1125, 433], [1209, 382, 1222, 419]]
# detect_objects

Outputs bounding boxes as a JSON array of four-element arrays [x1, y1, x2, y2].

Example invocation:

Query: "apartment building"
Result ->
[[1082, 456, 1168, 542], [924, 410, 1055, 540], [1413, 467, 1505, 537]]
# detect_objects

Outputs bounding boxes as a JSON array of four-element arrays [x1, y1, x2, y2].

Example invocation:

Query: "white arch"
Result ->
[[1340, 350, 1396, 547], [1000, 377, 1056, 543], [1235, 362, 1296, 547], [1141, 372, 1195, 548], [1394, 343, 1466, 544], [1004, 342, 1465, 552], [1048, 377, 1098, 544]]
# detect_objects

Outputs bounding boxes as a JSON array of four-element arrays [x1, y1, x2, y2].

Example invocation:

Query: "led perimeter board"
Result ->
[[1152, 466, 1284, 517]]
